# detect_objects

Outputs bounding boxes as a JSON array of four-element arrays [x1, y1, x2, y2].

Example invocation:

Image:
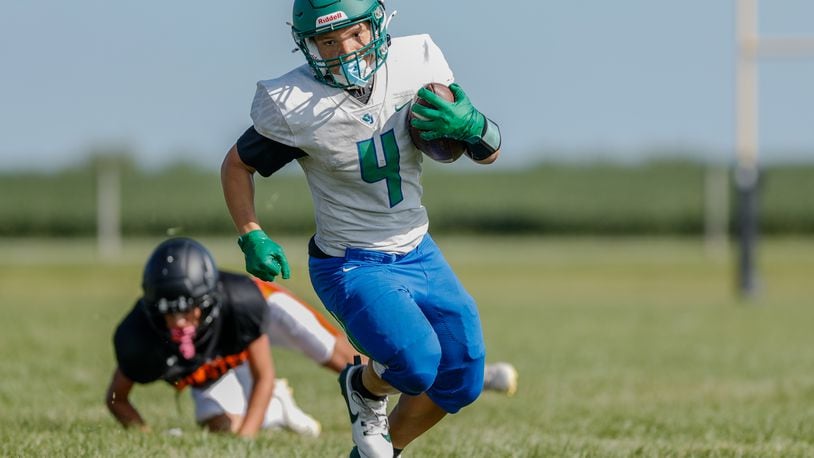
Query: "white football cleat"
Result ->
[[339, 361, 392, 458], [274, 378, 321, 437], [483, 362, 518, 396]]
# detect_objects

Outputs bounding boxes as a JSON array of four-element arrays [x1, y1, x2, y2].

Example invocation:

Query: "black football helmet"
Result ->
[[141, 238, 221, 336]]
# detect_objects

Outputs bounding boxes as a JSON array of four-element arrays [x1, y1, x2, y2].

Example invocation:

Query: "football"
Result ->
[[407, 82, 467, 163]]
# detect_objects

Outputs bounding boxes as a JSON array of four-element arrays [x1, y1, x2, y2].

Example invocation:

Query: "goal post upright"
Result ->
[[735, 0, 759, 299], [734, 0, 814, 299]]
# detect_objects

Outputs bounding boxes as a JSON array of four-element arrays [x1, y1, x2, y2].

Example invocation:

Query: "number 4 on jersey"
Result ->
[[357, 130, 403, 208]]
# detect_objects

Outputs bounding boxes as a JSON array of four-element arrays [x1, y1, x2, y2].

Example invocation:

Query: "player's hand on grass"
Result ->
[[410, 83, 485, 142], [238, 229, 291, 281]]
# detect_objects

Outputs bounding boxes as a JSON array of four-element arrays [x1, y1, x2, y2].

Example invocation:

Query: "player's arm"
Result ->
[[104, 367, 150, 432], [236, 334, 275, 437], [221, 139, 290, 281], [410, 83, 501, 164], [221, 144, 262, 236]]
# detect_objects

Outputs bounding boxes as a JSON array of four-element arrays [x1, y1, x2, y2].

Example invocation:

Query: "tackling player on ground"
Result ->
[[220, 1, 503, 456], [106, 238, 328, 437]]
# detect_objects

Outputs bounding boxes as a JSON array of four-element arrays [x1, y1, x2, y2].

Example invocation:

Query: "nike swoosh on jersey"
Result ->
[[342, 266, 360, 273], [395, 102, 410, 112]]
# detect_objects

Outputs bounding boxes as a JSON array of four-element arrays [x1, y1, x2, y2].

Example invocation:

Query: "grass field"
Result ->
[[1, 235, 814, 457]]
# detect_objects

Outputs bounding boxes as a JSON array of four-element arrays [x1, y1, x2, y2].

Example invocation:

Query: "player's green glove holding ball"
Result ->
[[410, 82, 502, 160], [238, 229, 291, 281]]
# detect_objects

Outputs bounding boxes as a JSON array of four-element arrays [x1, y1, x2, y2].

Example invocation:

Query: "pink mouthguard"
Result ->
[[170, 326, 197, 359]]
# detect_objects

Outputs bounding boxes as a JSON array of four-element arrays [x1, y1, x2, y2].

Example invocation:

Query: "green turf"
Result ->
[[1, 236, 813, 457]]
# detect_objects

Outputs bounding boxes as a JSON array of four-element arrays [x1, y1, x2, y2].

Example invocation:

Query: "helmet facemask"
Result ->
[[292, 2, 390, 89], [145, 289, 222, 360], [150, 291, 219, 330]]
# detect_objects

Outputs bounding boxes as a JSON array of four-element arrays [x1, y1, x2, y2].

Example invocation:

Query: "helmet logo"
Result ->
[[316, 11, 348, 27]]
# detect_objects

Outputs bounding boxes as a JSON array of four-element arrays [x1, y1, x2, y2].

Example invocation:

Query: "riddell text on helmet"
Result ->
[[316, 11, 348, 26]]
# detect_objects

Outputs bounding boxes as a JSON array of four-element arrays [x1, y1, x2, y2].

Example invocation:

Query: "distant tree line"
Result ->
[[1, 159, 813, 236]]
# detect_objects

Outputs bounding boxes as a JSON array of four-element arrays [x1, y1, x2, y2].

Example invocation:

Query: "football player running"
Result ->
[[220, 1, 502, 456]]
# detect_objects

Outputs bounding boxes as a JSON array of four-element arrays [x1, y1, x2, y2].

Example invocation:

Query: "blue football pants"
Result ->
[[308, 234, 485, 413]]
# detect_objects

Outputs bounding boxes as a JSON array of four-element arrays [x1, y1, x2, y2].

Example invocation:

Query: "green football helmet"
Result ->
[[291, 0, 390, 89]]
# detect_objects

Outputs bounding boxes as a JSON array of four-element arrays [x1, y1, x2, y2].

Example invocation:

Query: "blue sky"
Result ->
[[1, 0, 812, 171]]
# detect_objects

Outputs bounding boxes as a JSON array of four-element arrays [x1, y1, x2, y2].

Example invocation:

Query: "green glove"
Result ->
[[237, 229, 291, 281], [409, 83, 485, 143]]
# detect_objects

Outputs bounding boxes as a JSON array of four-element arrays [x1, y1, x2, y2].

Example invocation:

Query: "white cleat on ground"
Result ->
[[339, 362, 392, 458], [483, 362, 519, 396], [274, 378, 321, 437]]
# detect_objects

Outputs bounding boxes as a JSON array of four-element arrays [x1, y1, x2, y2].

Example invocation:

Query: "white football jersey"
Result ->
[[251, 35, 454, 257]]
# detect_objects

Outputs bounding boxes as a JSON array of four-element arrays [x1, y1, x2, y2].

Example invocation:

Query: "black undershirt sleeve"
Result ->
[[236, 126, 307, 177]]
